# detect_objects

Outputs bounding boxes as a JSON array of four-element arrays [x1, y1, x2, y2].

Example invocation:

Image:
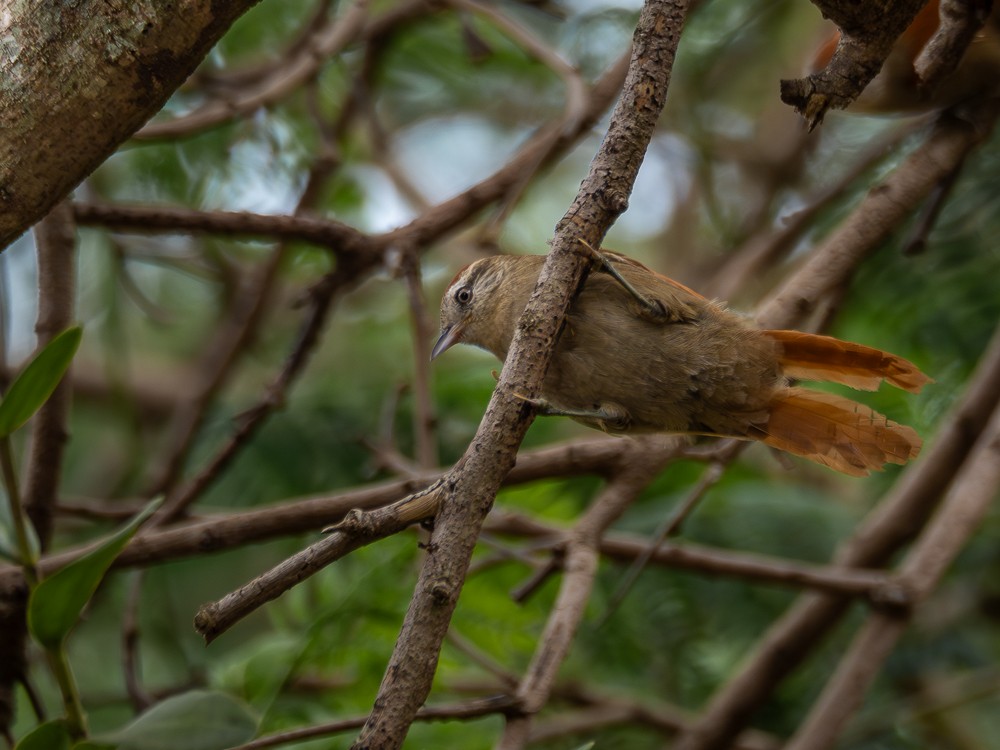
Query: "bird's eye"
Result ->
[[455, 287, 473, 304]]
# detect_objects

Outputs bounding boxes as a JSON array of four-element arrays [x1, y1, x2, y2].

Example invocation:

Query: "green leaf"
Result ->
[[0, 327, 82, 438], [97, 690, 257, 750], [14, 720, 72, 750], [27, 498, 161, 648]]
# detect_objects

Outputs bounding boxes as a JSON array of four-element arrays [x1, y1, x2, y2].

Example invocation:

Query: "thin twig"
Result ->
[[23, 200, 77, 550], [498, 439, 681, 748], [599, 450, 733, 623], [226, 695, 518, 750], [397, 250, 438, 469], [122, 570, 153, 711]]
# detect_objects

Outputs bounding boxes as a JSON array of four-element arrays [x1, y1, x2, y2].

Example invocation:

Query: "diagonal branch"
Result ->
[[350, 3, 689, 747], [0, 0, 264, 250]]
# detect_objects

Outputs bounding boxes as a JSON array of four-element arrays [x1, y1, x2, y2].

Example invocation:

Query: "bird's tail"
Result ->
[[749, 388, 922, 476], [749, 330, 930, 475], [763, 329, 931, 393]]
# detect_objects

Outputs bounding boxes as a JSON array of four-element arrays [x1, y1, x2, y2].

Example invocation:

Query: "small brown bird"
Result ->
[[432, 252, 931, 476]]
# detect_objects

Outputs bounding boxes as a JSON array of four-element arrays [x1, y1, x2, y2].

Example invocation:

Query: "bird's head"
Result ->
[[431, 255, 534, 361]]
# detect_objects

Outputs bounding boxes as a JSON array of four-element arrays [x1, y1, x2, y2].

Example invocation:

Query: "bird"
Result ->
[[432, 251, 931, 476], [813, 0, 1000, 114]]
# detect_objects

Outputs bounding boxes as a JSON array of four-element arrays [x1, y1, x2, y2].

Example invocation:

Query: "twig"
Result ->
[[445, 629, 521, 688], [147, 149, 342, 505], [226, 695, 518, 750], [149, 270, 349, 524], [901, 146, 966, 256], [395, 249, 438, 469], [362, 383, 425, 479], [449, 0, 590, 242], [707, 120, 921, 300], [497, 439, 682, 748], [487, 512, 895, 599], [599, 450, 732, 622], [845, 665, 1000, 744], [122, 570, 153, 711], [194, 483, 445, 643], [914, 0, 993, 88], [23, 200, 77, 550], [528, 684, 781, 750], [73, 202, 373, 258], [450, 0, 587, 130], [147, 244, 290, 500]]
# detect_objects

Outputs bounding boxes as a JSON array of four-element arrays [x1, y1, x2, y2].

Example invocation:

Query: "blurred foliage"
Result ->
[[6, 0, 1000, 748]]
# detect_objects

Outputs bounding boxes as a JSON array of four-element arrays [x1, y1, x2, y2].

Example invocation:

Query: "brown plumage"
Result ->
[[432, 252, 930, 476]]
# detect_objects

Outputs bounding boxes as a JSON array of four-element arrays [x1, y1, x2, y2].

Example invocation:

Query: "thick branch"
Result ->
[[780, 0, 928, 127], [351, 3, 688, 747], [0, 0, 262, 250]]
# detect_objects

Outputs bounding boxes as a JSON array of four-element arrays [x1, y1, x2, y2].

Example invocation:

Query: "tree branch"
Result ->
[[351, 3, 689, 747], [0, 0, 263, 250], [23, 201, 77, 549], [779, 0, 929, 128]]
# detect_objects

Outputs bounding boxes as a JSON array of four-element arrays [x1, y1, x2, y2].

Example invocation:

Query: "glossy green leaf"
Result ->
[[14, 720, 71, 750], [28, 498, 161, 648], [97, 690, 257, 750], [0, 327, 82, 438]]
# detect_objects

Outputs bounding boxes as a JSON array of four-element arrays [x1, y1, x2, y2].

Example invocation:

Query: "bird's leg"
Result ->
[[513, 391, 631, 432], [576, 239, 668, 322]]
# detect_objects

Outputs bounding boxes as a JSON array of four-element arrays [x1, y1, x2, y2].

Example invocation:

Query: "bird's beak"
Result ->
[[431, 322, 464, 361]]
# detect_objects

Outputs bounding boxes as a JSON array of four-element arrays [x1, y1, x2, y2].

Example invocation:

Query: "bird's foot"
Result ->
[[575, 239, 669, 322], [512, 390, 631, 432]]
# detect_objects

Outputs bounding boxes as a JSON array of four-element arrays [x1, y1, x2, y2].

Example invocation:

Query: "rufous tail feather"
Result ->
[[749, 388, 922, 476], [764, 330, 932, 393]]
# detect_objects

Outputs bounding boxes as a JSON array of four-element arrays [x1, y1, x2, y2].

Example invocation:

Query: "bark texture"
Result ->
[[0, 0, 261, 249]]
